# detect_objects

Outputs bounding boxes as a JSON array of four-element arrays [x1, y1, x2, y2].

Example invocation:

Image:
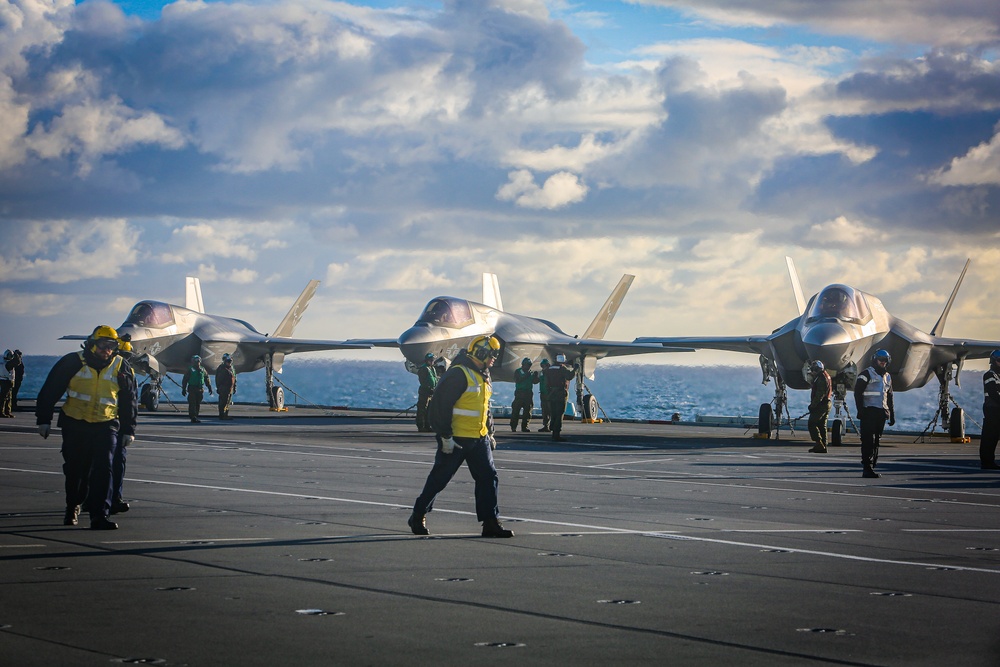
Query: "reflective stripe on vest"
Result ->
[[62, 353, 123, 423], [861, 367, 891, 410], [451, 365, 491, 438]]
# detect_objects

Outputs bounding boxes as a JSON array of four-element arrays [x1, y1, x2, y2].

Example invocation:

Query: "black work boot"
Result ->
[[63, 505, 80, 526], [111, 500, 130, 515], [862, 467, 881, 478], [481, 519, 514, 538], [407, 512, 429, 536], [90, 517, 118, 530]]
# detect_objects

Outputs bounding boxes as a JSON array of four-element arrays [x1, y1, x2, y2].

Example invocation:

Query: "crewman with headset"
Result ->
[[854, 349, 895, 478], [808, 360, 832, 453], [181, 355, 213, 423], [216, 353, 237, 420], [415, 352, 438, 432], [510, 357, 539, 432], [980, 350, 1000, 470], [35, 326, 137, 529], [408, 335, 514, 538]]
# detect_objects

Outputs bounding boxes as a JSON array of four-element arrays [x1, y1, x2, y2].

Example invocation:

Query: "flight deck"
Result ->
[[1, 405, 998, 666]]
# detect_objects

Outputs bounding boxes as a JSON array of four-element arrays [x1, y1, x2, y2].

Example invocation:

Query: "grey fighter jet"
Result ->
[[354, 273, 691, 420], [635, 258, 1000, 442], [62, 278, 369, 410]]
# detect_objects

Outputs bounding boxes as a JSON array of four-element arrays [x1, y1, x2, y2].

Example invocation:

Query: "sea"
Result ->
[[16, 356, 989, 435]]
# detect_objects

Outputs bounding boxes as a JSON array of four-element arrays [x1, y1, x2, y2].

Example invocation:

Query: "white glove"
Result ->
[[441, 437, 461, 454], [122, 435, 135, 447], [487, 435, 497, 450], [38, 424, 50, 439]]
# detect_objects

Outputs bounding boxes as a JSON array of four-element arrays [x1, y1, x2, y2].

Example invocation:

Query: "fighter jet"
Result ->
[[62, 277, 369, 410], [354, 273, 691, 420], [635, 257, 1000, 442]]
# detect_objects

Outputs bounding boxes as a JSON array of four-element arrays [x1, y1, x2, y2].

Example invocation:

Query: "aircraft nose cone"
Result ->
[[397, 325, 439, 363], [802, 322, 852, 370]]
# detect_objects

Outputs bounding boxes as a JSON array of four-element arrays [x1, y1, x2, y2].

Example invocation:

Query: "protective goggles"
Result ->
[[95, 339, 118, 351]]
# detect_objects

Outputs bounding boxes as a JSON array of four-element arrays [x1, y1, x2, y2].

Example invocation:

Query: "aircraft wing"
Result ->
[[59, 335, 89, 341], [211, 338, 373, 355], [532, 339, 694, 360], [344, 338, 401, 348], [928, 337, 1000, 361], [632, 336, 771, 356]]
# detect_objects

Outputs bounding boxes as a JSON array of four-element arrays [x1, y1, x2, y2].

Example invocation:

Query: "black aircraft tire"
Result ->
[[758, 403, 773, 435], [141, 385, 159, 412], [270, 386, 284, 411], [583, 394, 598, 421], [832, 419, 843, 447], [949, 407, 965, 440]]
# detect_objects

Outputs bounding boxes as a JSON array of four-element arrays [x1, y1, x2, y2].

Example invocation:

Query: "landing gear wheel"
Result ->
[[141, 384, 159, 411], [758, 403, 773, 435], [949, 407, 965, 440], [270, 386, 284, 411], [582, 394, 598, 421], [831, 419, 843, 447]]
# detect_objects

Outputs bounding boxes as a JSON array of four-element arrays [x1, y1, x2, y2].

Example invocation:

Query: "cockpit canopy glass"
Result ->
[[122, 301, 174, 329], [806, 286, 871, 324], [416, 298, 474, 329]]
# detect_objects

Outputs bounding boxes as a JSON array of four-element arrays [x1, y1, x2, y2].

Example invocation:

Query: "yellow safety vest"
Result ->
[[451, 365, 491, 438], [62, 353, 123, 423]]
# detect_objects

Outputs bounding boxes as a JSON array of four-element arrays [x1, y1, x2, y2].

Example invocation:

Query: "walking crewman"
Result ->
[[181, 355, 213, 423], [408, 335, 513, 538], [979, 350, 1000, 470], [35, 325, 137, 529], [808, 360, 832, 453], [415, 353, 437, 432], [216, 353, 237, 420], [543, 354, 576, 442], [11, 349, 24, 410], [509, 357, 539, 432], [0, 349, 14, 417], [854, 349, 895, 478], [538, 359, 551, 432]]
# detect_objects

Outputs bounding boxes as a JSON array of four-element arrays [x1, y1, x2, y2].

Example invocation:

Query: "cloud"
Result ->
[[0, 220, 139, 283], [801, 215, 889, 249], [496, 169, 589, 208], [929, 130, 1000, 186]]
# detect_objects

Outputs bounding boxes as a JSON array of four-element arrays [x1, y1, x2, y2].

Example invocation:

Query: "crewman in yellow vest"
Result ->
[[408, 335, 513, 538], [35, 326, 138, 530]]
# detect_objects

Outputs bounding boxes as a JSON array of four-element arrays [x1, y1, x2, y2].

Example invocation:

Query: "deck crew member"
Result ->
[[415, 353, 437, 432], [543, 354, 576, 442], [510, 357, 539, 432], [808, 360, 832, 453], [980, 350, 1000, 470], [854, 349, 894, 478], [216, 353, 237, 420], [181, 355, 213, 423]]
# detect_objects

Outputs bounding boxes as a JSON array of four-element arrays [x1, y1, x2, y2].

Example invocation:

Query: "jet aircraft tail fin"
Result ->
[[582, 274, 634, 341], [930, 258, 971, 337], [273, 280, 321, 338], [785, 257, 806, 316], [186, 277, 205, 313], [482, 273, 503, 311]]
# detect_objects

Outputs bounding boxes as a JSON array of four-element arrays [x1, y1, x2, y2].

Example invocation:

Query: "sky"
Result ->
[[1, 0, 999, 368]]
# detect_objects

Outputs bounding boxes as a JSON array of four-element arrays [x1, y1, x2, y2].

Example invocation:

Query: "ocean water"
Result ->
[[17, 356, 988, 434]]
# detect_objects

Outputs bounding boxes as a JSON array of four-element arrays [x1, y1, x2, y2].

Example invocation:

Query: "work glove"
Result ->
[[38, 424, 50, 439], [182, 390, 187, 397], [440, 437, 461, 454], [122, 435, 135, 447], [487, 434, 497, 451], [888, 415, 895, 427]]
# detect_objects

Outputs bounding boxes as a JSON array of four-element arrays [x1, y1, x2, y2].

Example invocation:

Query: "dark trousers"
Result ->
[[548, 396, 568, 437], [60, 419, 116, 520], [413, 435, 500, 522], [187, 389, 204, 419], [808, 401, 831, 447], [112, 432, 127, 502], [540, 396, 550, 430], [415, 390, 433, 431], [218, 391, 233, 418], [859, 407, 887, 469], [510, 391, 533, 430], [981, 413, 1000, 465], [0, 379, 11, 416]]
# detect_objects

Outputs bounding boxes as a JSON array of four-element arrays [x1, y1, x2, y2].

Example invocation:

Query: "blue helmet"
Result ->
[[873, 349, 891, 365], [990, 350, 1000, 366], [810, 360, 824, 373]]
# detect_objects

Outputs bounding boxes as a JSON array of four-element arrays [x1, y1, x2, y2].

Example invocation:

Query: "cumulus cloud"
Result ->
[[930, 130, 1000, 186], [496, 169, 589, 208], [0, 219, 139, 283], [801, 215, 889, 248]]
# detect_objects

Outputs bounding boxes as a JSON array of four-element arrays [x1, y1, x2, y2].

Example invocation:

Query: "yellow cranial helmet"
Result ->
[[88, 325, 119, 352], [468, 335, 501, 362]]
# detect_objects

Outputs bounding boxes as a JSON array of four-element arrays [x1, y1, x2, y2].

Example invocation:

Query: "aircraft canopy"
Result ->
[[416, 298, 474, 328], [122, 301, 174, 329], [806, 285, 871, 325]]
